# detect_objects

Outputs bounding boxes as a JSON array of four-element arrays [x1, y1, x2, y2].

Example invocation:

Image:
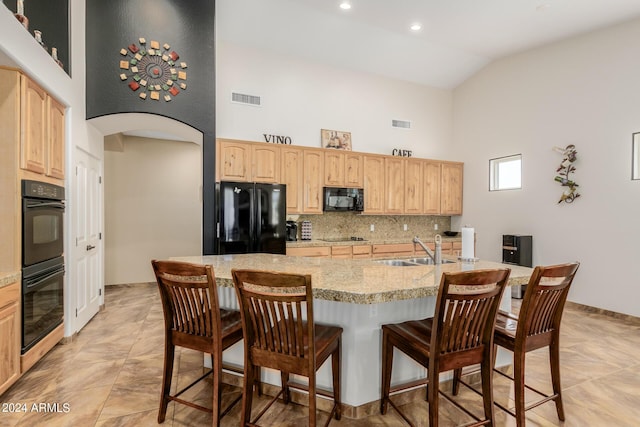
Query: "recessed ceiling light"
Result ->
[[410, 23, 422, 31], [339, 2, 351, 10]]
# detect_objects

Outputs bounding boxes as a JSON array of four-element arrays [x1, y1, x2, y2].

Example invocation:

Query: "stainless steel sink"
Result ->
[[404, 257, 455, 265], [374, 258, 455, 267], [375, 259, 419, 267]]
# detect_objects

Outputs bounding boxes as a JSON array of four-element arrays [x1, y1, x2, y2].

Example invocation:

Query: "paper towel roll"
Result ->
[[461, 227, 475, 259]]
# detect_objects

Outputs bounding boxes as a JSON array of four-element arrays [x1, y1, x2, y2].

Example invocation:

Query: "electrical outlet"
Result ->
[[403, 224, 408, 231], [434, 224, 439, 230], [370, 224, 375, 232], [369, 304, 378, 317]]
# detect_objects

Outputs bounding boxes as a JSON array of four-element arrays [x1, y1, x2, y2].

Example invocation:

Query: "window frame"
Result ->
[[489, 154, 522, 191], [633, 133, 640, 180]]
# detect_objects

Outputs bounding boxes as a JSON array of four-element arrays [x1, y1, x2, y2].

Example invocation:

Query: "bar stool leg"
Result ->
[[550, 340, 565, 421], [380, 329, 393, 415], [514, 350, 527, 427], [332, 342, 342, 420], [158, 343, 175, 423]]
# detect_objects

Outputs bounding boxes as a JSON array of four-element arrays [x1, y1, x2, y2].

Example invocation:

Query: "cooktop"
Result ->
[[319, 237, 368, 242]]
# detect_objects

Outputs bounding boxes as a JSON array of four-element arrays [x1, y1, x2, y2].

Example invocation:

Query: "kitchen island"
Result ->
[[171, 254, 532, 416]]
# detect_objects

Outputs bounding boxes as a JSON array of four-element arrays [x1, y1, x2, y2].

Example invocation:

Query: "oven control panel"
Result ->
[[22, 180, 65, 200]]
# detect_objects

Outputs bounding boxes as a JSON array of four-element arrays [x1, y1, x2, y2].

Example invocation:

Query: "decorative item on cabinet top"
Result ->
[[119, 37, 187, 102], [321, 129, 352, 150]]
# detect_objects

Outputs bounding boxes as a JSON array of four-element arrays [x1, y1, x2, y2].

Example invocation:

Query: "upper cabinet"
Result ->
[[217, 139, 250, 181], [217, 139, 281, 183], [404, 158, 424, 214], [47, 97, 65, 180], [20, 77, 47, 175], [423, 160, 442, 215], [302, 148, 324, 214], [281, 146, 303, 214], [0, 68, 65, 182], [363, 155, 385, 214], [251, 144, 280, 183], [384, 157, 404, 214], [344, 153, 364, 188], [440, 162, 463, 215], [324, 151, 364, 188], [324, 150, 345, 187], [215, 138, 463, 216]]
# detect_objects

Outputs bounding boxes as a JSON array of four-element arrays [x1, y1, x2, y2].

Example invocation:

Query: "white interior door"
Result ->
[[74, 148, 102, 331]]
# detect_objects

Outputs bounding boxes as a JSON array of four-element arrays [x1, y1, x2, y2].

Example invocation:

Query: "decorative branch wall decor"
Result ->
[[553, 144, 580, 204]]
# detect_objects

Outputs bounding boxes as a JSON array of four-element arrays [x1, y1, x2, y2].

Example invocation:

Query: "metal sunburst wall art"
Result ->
[[118, 37, 188, 102], [553, 144, 580, 204]]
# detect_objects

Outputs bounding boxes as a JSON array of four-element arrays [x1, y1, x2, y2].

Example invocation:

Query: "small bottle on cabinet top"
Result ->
[[33, 30, 47, 52], [15, 0, 29, 30], [51, 48, 63, 68]]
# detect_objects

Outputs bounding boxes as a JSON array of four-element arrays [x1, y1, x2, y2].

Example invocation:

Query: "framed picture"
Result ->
[[321, 129, 352, 151]]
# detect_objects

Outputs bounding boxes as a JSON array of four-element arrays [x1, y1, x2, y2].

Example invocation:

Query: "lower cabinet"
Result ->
[[286, 246, 331, 258], [0, 283, 20, 395]]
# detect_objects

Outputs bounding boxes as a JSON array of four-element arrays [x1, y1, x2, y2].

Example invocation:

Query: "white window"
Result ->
[[490, 154, 522, 191]]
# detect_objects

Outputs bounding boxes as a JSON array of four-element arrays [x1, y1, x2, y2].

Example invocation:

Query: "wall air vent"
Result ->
[[392, 119, 411, 129], [231, 92, 261, 107]]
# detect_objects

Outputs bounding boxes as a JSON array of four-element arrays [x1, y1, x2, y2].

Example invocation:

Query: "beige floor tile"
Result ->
[[2, 284, 640, 426]]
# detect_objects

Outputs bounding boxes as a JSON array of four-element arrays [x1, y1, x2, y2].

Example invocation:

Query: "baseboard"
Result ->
[[566, 301, 640, 325]]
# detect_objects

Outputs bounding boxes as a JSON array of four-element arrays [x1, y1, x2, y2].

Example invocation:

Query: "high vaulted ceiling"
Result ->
[[216, 0, 640, 88]]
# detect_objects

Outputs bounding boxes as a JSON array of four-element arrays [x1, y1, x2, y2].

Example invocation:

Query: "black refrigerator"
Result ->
[[217, 181, 286, 255]]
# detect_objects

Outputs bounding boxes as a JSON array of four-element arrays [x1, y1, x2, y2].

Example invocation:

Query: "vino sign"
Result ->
[[263, 134, 292, 144]]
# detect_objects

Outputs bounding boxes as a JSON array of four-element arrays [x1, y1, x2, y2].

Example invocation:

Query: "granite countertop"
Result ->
[[287, 236, 462, 247], [0, 271, 21, 289], [171, 254, 531, 304]]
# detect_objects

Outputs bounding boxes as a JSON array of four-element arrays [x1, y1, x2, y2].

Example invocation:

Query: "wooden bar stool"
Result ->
[[232, 268, 342, 427], [380, 268, 511, 427], [152, 260, 245, 426], [453, 262, 580, 426]]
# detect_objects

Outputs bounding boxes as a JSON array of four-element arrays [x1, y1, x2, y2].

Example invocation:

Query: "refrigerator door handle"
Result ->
[[255, 187, 262, 252]]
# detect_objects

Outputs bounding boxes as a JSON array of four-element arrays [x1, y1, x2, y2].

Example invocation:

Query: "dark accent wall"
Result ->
[[86, 0, 217, 255], [3, 0, 70, 75]]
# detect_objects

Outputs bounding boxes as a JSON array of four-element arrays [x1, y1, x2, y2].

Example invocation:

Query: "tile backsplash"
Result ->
[[290, 212, 452, 241]]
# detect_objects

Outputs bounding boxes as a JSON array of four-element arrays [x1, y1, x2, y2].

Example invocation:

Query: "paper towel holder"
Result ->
[[458, 225, 478, 263]]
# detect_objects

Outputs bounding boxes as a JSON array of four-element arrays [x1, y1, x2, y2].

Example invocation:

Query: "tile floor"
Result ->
[[1, 282, 640, 426]]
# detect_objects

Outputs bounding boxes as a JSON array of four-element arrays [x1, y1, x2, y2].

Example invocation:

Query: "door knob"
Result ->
[[86, 244, 95, 251]]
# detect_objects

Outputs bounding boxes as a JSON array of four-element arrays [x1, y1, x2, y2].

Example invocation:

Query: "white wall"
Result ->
[[216, 41, 454, 160], [104, 136, 202, 285], [0, 2, 105, 337], [452, 18, 640, 317]]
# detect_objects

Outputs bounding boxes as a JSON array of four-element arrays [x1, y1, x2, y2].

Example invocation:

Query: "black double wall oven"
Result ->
[[21, 180, 65, 354]]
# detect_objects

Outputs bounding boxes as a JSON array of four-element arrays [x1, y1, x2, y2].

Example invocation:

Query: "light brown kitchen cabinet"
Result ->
[[352, 244, 372, 259], [344, 153, 364, 188], [217, 139, 251, 182], [363, 155, 385, 214], [0, 283, 20, 395], [0, 67, 65, 185], [286, 246, 331, 257], [325, 151, 364, 188], [441, 162, 463, 215], [404, 158, 424, 214], [423, 161, 442, 215], [251, 143, 280, 183], [302, 148, 324, 214], [20, 76, 47, 175], [372, 243, 415, 258], [281, 146, 303, 214], [331, 245, 352, 259], [384, 157, 405, 214], [47, 96, 65, 179], [324, 150, 345, 187]]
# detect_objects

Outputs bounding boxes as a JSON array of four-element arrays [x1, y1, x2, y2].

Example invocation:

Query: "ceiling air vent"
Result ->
[[392, 119, 411, 129], [231, 92, 261, 107]]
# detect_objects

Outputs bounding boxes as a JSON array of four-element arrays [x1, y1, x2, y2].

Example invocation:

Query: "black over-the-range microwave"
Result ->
[[323, 187, 364, 212]]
